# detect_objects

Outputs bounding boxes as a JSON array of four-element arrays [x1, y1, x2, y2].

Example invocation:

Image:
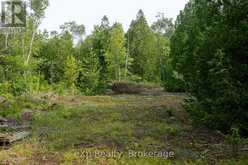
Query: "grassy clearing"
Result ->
[[0, 95, 247, 164]]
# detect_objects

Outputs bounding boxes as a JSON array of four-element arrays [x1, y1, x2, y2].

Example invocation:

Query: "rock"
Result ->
[[0, 116, 8, 129], [0, 96, 6, 104], [0, 116, 7, 122], [0, 133, 5, 137], [1, 100, 12, 109], [168, 116, 176, 123]]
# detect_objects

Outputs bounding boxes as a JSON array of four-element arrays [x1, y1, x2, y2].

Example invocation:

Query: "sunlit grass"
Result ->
[[0, 95, 247, 164]]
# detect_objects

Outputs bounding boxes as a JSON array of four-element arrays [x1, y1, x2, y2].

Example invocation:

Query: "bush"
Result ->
[[163, 70, 185, 92]]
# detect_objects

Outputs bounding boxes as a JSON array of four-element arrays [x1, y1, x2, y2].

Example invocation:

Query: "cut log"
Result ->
[[0, 123, 8, 128]]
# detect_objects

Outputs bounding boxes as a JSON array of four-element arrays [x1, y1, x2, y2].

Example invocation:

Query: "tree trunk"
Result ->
[[5, 33, 9, 49], [125, 53, 129, 79], [22, 34, 25, 56], [26, 29, 36, 65], [118, 66, 121, 82]]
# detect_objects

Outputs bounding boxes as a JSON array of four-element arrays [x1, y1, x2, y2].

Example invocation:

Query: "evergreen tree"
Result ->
[[76, 36, 101, 95], [64, 55, 78, 89], [127, 10, 157, 82], [170, 0, 248, 135], [90, 16, 111, 90]]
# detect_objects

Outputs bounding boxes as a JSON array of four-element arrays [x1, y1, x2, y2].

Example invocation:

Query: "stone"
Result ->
[[0, 96, 6, 104], [0, 116, 7, 122]]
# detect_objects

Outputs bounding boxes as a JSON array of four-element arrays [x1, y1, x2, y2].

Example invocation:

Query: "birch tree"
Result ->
[[106, 23, 127, 81]]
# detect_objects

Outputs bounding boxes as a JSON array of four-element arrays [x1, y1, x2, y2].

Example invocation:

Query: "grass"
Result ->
[[32, 103, 181, 151], [0, 95, 247, 164]]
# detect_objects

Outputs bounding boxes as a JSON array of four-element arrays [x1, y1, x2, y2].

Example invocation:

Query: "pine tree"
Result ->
[[127, 10, 157, 81]]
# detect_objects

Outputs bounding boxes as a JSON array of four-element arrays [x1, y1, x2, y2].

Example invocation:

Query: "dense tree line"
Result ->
[[170, 0, 248, 135], [0, 4, 173, 96]]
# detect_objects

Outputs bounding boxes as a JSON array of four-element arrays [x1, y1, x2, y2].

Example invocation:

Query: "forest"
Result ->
[[0, 0, 247, 164]]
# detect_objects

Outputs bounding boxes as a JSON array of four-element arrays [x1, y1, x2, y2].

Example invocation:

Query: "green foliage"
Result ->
[[0, 96, 49, 120], [64, 55, 78, 89], [151, 13, 175, 38], [127, 10, 158, 82], [92, 16, 111, 85], [171, 0, 248, 135], [106, 23, 127, 81], [78, 53, 100, 95], [164, 69, 185, 92], [60, 21, 85, 42], [150, 13, 184, 91], [39, 31, 74, 84], [227, 128, 242, 156], [31, 0, 49, 19], [76, 35, 102, 95], [1, 6, 176, 96], [0, 53, 46, 95]]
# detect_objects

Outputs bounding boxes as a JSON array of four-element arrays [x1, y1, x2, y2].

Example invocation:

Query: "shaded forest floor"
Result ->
[[0, 93, 248, 164]]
